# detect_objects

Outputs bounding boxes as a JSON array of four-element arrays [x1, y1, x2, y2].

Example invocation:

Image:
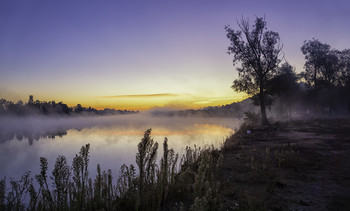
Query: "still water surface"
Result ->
[[0, 114, 239, 180]]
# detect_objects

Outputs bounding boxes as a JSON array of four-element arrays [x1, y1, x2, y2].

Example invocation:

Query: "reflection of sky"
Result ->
[[0, 115, 238, 180], [1, 1, 349, 109]]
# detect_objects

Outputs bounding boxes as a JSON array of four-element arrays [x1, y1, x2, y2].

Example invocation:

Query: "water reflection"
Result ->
[[0, 115, 239, 180], [0, 130, 68, 145]]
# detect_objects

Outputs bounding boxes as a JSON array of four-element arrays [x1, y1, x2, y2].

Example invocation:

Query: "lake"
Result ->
[[0, 114, 239, 180]]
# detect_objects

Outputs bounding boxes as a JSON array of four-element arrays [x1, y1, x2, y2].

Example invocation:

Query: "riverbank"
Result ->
[[219, 118, 350, 210], [1, 117, 349, 210]]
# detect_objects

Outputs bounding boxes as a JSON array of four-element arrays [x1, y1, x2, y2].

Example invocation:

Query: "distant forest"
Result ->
[[151, 99, 258, 118], [0, 95, 138, 116]]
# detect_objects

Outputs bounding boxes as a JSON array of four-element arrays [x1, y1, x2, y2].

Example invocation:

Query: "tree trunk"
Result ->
[[259, 84, 269, 125], [314, 62, 317, 88], [260, 102, 269, 125]]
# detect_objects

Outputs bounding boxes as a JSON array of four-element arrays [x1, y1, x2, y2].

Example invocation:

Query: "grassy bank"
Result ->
[[220, 118, 350, 210]]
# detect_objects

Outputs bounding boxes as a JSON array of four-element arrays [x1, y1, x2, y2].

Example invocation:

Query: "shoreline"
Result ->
[[219, 118, 350, 210]]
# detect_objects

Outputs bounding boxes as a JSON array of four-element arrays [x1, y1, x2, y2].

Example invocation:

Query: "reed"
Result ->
[[0, 129, 223, 210]]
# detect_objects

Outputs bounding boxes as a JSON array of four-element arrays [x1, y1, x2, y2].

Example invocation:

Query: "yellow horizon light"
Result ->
[[3, 92, 248, 111], [90, 92, 248, 110]]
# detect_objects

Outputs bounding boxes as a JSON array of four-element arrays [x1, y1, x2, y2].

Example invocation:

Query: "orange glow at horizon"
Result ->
[[3, 91, 248, 111], [90, 92, 248, 110]]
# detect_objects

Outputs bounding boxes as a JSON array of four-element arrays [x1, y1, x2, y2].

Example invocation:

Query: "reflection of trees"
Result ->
[[0, 95, 138, 116], [0, 130, 68, 145]]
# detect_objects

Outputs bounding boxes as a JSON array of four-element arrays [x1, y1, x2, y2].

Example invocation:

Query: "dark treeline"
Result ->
[[152, 38, 350, 120], [0, 95, 138, 116], [269, 39, 350, 118], [151, 99, 258, 118], [298, 39, 350, 112], [225, 17, 350, 125], [0, 129, 222, 210]]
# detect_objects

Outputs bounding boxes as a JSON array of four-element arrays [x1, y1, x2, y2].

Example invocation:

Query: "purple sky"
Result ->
[[0, 0, 349, 109]]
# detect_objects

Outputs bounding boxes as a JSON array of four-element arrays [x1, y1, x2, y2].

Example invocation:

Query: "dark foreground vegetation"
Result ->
[[1, 117, 350, 210], [0, 128, 222, 210], [0, 95, 138, 116]]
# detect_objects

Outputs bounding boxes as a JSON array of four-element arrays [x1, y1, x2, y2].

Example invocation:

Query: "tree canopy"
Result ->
[[301, 39, 345, 89], [225, 17, 283, 125]]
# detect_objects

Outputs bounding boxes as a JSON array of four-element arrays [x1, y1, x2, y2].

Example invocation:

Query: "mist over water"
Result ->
[[0, 113, 240, 180]]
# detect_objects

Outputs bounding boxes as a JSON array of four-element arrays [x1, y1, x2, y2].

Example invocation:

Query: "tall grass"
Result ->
[[0, 128, 223, 210]]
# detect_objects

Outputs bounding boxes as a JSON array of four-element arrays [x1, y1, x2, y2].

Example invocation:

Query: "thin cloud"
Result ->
[[98, 93, 180, 98]]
